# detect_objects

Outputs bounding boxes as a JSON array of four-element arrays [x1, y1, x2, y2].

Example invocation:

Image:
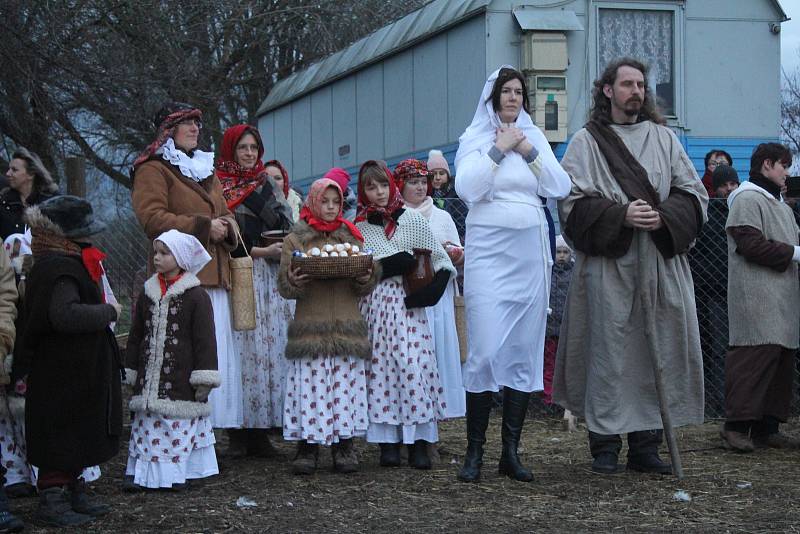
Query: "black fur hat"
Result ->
[[26, 195, 106, 239]]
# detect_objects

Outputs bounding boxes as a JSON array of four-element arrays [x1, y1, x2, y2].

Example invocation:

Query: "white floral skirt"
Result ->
[[359, 277, 445, 444], [0, 391, 99, 486], [234, 260, 293, 429], [283, 354, 368, 446], [125, 411, 217, 489]]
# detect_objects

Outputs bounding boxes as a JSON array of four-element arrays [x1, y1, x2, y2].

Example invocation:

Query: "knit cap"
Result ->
[[712, 165, 740, 190], [427, 150, 450, 175]]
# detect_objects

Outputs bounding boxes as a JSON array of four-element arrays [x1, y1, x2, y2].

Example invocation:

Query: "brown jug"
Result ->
[[403, 248, 434, 296]]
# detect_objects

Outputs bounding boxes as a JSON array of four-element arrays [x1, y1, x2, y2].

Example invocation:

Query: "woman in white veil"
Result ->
[[455, 66, 570, 483]]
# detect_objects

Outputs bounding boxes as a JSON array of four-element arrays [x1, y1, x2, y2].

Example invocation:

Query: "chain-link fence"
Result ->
[[96, 197, 766, 420]]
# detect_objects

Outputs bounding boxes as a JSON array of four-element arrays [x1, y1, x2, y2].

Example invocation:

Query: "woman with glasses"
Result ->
[[701, 149, 733, 198], [131, 102, 243, 438]]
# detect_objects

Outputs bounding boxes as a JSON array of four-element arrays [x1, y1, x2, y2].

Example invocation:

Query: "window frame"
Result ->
[[590, 1, 685, 126]]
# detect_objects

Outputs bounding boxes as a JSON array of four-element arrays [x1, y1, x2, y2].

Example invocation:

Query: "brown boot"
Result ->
[[331, 439, 359, 474], [752, 433, 800, 450], [292, 441, 318, 475], [223, 429, 248, 458], [247, 429, 280, 458], [720, 429, 755, 453]]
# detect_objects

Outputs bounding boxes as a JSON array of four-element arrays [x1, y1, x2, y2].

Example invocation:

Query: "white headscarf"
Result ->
[[555, 234, 571, 251], [155, 229, 211, 275], [454, 65, 541, 171]]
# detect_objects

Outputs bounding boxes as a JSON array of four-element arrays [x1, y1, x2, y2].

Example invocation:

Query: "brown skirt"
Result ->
[[725, 344, 796, 422]]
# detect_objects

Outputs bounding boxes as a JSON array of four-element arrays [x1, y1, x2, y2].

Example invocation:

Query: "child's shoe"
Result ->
[[332, 439, 359, 473]]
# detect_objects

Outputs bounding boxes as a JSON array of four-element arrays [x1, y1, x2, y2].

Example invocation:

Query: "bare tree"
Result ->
[[0, 0, 427, 189], [782, 65, 800, 161]]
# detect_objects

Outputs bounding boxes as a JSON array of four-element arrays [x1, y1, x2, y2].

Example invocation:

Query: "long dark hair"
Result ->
[[11, 147, 59, 195], [487, 68, 530, 116], [589, 57, 664, 125]]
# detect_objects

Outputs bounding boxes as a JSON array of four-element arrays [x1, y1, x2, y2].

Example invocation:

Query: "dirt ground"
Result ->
[[13, 412, 800, 533]]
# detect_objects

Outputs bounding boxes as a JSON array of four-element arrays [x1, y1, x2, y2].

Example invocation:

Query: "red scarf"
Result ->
[[81, 247, 106, 283], [217, 125, 267, 210], [133, 108, 202, 170], [158, 272, 184, 297], [301, 179, 364, 242], [355, 160, 404, 239], [265, 159, 290, 198]]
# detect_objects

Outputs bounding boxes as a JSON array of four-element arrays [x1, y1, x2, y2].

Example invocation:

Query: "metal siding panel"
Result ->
[[310, 88, 333, 176], [291, 97, 312, 181], [273, 106, 293, 177], [384, 50, 414, 157], [257, 113, 276, 162], [332, 77, 358, 170], [356, 65, 385, 162], [447, 16, 486, 142], [413, 36, 449, 151]]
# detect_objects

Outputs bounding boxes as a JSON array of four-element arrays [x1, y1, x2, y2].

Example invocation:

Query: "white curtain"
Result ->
[[598, 9, 674, 114]]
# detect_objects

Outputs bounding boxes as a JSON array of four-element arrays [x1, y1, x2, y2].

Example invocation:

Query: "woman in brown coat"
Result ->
[[277, 177, 380, 475], [131, 102, 241, 430]]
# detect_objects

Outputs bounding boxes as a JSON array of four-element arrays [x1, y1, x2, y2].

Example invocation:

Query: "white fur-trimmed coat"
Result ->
[[124, 272, 219, 418]]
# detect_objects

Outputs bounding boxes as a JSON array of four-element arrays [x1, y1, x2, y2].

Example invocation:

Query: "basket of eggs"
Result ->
[[291, 242, 373, 279]]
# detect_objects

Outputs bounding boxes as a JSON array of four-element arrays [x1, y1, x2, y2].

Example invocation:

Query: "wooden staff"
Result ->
[[637, 234, 685, 480]]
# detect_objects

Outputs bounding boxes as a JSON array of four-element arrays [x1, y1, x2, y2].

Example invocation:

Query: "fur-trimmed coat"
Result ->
[[132, 159, 238, 289], [124, 272, 220, 418], [278, 221, 380, 359]]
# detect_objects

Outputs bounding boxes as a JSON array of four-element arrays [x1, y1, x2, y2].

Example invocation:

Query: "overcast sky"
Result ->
[[782, 1, 800, 76]]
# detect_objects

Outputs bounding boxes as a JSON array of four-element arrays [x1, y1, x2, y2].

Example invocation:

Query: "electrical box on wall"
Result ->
[[521, 31, 568, 143]]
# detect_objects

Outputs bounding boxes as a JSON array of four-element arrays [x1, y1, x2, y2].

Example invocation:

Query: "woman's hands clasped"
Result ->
[[495, 127, 533, 157]]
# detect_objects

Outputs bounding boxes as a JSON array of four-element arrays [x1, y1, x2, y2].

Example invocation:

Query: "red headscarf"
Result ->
[[394, 159, 432, 197], [133, 106, 202, 171], [265, 159, 290, 198], [216, 125, 267, 210], [355, 160, 404, 239], [300, 178, 364, 242]]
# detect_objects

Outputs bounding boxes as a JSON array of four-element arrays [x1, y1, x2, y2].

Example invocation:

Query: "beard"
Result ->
[[623, 97, 642, 117]]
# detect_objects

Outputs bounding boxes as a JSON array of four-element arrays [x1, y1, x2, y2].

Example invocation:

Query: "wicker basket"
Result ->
[[454, 295, 468, 363], [291, 254, 372, 279]]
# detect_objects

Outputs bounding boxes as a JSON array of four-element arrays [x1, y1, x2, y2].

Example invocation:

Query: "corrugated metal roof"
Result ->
[[256, 0, 491, 116]]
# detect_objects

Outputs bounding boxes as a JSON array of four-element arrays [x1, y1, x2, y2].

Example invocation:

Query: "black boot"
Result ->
[[0, 485, 23, 533], [36, 487, 93, 527], [69, 479, 111, 516], [457, 391, 492, 483], [378, 443, 401, 467], [224, 429, 249, 458], [626, 430, 672, 475], [247, 429, 279, 458], [409, 440, 431, 470], [498, 388, 533, 482], [589, 432, 622, 474]]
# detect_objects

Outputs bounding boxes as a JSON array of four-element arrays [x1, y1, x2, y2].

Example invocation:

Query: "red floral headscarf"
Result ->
[[265, 159, 290, 198], [355, 160, 404, 239], [133, 103, 202, 171], [216, 125, 266, 210], [394, 159, 432, 197], [300, 179, 364, 242]]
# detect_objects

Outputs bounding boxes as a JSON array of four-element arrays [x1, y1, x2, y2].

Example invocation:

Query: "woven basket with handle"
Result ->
[[291, 254, 372, 279]]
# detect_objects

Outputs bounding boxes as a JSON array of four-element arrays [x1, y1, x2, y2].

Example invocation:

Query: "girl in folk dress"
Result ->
[[396, 159, 466, 420], [355, 160, 455, 470], [277, 178, 380, 474], [123, 230, 220, 490], [217, 125, 293, 457]]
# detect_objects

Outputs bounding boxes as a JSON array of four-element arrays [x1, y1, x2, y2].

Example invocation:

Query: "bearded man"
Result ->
[[553, 58, 708, 475]]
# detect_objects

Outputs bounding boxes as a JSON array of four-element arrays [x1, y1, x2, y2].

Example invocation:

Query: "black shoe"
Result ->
[[121, 475, 141, 493], [626, 453, 672, 475], [409, 440, 431, 470], [378, 443, 401, 467], [4, 482, 35, 499], [69, 479, 111, 516], [591, 452, 620, 474], [0, 510, 23, 533], [497, 388, 533, 482], [36, 487, 94, 527], [458, 391, 493, 483]]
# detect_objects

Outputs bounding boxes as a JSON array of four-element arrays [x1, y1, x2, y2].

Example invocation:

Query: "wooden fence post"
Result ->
[[65, 156, 86, 197]]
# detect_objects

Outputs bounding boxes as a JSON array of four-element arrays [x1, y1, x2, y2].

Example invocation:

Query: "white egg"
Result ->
[[301, 253, 308, 258], [329, 251, 340, 257], [323, 244, 335, 253], [343, 242, 352, 250], [335, 243, 346, 252], [320, 251, 329, 257], [351, 245, 360, 254], [309, 247, 321, 256]]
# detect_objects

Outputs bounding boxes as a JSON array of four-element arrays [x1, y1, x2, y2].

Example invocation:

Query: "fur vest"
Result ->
[[124, 272, 220, 418], [277, 221, 380, 359]]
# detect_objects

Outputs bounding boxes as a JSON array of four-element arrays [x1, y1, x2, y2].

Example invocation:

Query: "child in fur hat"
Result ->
[[278, 177, 380, 475], [123, 229, 220, 490]]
